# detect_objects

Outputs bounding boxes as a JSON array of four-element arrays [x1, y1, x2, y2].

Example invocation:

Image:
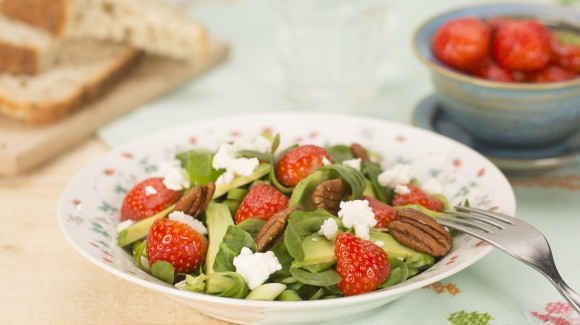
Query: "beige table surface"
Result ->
[[0, 138, 230, 325]]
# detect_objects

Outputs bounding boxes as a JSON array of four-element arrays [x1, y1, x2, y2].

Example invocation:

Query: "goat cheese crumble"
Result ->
[[213, 135, 270, 185], [156, 159, 190, 191], [233, 247, 282, 290], [342, 158, 361, 171], [394, 184, 410, 195], [377, 164, 413, 188], [337, 200, 377, 240], [318, 218, 339, 240], [421, 177, 443, 195], [169, 211, 208, 236]]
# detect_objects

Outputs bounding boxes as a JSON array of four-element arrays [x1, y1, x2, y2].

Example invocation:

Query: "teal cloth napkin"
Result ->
[[98, 0, 580, 324]]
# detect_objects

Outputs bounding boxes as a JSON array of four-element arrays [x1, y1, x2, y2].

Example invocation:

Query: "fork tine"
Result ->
[[444, 210, 506, 230], [437, 219, 493, 243], [454, 206, 515, 225], [438, 215, 497, 234]]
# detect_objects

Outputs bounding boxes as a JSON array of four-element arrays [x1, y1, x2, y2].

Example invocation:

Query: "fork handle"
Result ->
[[555, 279, 580, 314]]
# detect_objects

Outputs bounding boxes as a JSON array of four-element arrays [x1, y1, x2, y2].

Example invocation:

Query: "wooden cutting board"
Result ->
[[0, 41, 228, 176]]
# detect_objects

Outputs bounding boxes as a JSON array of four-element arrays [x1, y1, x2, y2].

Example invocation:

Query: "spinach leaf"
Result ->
[[326, 144, 353, 163], [213, 225, 256, 272], [361, 161, 388, 202], [176, 150, 222, 186]]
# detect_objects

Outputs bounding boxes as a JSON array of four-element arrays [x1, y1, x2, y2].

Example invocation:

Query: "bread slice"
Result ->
[[0, 40, 141, 124], [0, 15, 59, 75], [1, 0, 210, 61]]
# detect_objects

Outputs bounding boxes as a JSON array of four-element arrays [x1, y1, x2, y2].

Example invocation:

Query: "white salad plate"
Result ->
[[58, 112, 516, 325]]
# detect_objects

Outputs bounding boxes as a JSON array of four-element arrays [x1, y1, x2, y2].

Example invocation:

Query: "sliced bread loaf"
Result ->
[[0, 15, 58, 75], [0, 40, 141, 124], [1, 0, 210, 61]]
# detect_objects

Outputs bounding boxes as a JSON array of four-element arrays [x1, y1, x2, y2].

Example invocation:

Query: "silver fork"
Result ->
[[438, 206, 580, 314]]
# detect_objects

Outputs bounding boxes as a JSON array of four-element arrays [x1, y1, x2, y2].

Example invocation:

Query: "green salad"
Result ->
[[116, 133, 452, 300]]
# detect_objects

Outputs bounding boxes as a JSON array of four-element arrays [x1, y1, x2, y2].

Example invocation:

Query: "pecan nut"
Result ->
[[388, 208, 452, 257], [174, 182, 216, 218], [255, 207, 299, 252], [312, 178, 349, 215], [350, 143, 370, 162]]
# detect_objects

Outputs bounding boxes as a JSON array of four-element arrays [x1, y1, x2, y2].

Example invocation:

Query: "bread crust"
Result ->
[[0, 42, 42, 75], [0, 49, 142, 124], [0, 0, 69, 36]]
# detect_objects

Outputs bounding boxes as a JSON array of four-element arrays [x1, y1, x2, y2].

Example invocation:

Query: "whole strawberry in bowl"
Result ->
[[413, 3, 580, 148]]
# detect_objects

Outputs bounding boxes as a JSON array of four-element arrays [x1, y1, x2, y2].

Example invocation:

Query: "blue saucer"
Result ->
[[413, 95, 580, 173]]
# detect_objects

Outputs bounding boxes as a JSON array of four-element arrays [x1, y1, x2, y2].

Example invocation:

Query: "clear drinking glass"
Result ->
[[272, 0, 395, 110]]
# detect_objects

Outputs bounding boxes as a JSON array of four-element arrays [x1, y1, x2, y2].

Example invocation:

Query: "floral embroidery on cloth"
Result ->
[[448, 310, 494, 325], [531, 302, 580, 325]]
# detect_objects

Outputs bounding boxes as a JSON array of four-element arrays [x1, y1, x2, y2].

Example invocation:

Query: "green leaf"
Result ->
[[151, 261, 175, 284], [284, 209, 342, 262], [206, 272, 250, 298], [319, 164, 366, 200], [326, 144, 353, 163], [271, 240, 293, 277], [238, 150, 271, 162], [236, 218, 266, 239], [214, 225, 257, 272], [270, 133, 281, 155], [289, 170, 330, 210], [289, 267, 341, 287], [379, 258, 409, 288], [132, 240, 147, 270], [361, 161, 388, 202], [176, 150, 222, 186]]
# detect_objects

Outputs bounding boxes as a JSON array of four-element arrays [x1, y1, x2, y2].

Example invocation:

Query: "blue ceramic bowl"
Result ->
[[413, 3, 580, 148]]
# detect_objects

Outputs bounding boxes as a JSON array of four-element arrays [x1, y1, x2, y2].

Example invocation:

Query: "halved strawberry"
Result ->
[[234, 183, 289, 224], [146, 218, 208, 274], [392, 184, 445, 212], [275, 145, 332, 187], [363, 195, 397, 228], [335, 233, 390, 296], [120, 177, 182, 221]]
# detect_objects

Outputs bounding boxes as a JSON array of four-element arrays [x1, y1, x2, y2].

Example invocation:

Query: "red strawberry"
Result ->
[[234, 183, 289, 224], [530, 65, 576, 83], [550, 33, 580, 73], [120, 177, 182, 221], [392, 184, 445, 212], [493, 20, 551, 72], [275, 145, 332, 187], [146, 218, 208, 274], [335, 233, 390, 296], [473, 60, 516, 82], [363, 195, 397, 228], [432, 17, 491, 72]]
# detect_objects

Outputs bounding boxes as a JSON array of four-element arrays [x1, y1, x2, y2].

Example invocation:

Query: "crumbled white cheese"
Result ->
[[322, 156, 332, 166], [156, 159, 190, 191], [169, 211, 208, 236], [233, 247, 282, 290], [318, 218, 339, 240], [394, 184, 410, 195], [212, 135, 268, 185], [228, 158, 260, 177], [422, 177, 443, 195], [342, 158, 361, 171], [116, 219, 134, 233], [337, 200, 377, 240], [145, 185, 158, 196], [378, 164, 413, 188], [216, 171, 235, 186], [375, 240, 385, 247]]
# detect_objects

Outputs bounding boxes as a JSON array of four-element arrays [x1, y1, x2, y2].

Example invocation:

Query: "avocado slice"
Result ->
[[117, 163, 270, 248], [205, 202, 234, 274]]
